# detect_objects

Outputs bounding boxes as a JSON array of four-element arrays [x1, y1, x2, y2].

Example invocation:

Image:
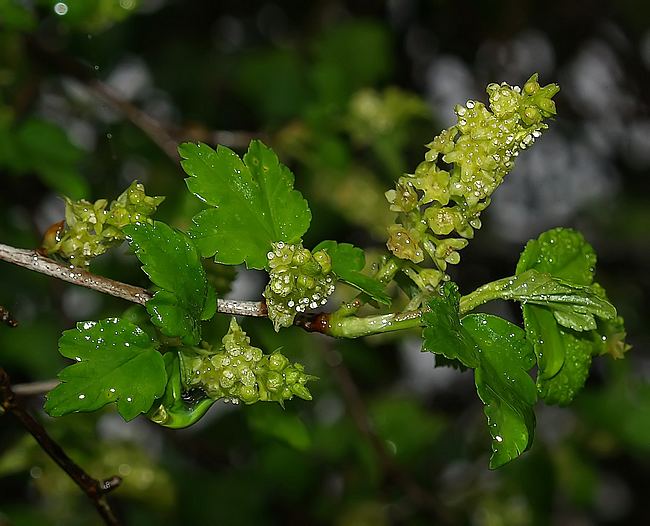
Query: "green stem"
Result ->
[[327, 309, 422, 338], [325, 274, 519, 338], [458, 275, 515, 314]]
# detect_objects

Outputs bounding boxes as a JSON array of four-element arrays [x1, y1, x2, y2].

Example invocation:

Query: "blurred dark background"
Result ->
[[1, 1, 649, 524]]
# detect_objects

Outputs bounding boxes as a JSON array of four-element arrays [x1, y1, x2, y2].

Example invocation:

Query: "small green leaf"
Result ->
[[44, 318, 167, 421], [124, 221, 215, 345], [516, 227, 596, 285], [515, 228, 623, 405], [461, 314, 537, 469], [180, 140, 312, 269], [422, 282, 479, 368], [313, 240, 391, 305]]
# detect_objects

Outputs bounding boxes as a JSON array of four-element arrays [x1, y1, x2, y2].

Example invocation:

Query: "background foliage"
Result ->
[[1, 1, 649, 524]]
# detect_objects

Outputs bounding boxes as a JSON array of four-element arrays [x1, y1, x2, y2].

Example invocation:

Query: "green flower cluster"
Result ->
[[263, 241, 335, 331], [183, 319, 315, 405], [43, 181, 164, 267], [386, 74, 559, 280]]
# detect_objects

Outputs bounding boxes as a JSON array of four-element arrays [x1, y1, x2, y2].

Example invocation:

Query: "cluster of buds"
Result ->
[[183, 319, 315, 405], [386, 74, 559, 281], [263, 241, 336, 331], [43, 181, 164, 267]]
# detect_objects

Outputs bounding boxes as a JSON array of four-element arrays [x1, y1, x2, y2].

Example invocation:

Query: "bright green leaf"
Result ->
[[498, 269, 616, 331], [180, 140, 311, 269], [516, 227, 596, 285], [313, 240, 391, 305], [44, 318, 167, 421], [422, 282, 479, 368], [515, 228, 623, 405], [461, 314, 537, 469], [124, 221, 216, 345]]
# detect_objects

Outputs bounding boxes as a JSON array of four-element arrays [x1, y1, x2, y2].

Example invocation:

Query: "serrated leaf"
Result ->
[[180, 140, 311, 269], [461, 314, 537, 469], [124, 221, 216, 345], [515, 227, 596, 285], [313, 240, 391, 305], [515, 228, 623, 405], [44, 318, 167, 421], [422, 282, 479, 368]]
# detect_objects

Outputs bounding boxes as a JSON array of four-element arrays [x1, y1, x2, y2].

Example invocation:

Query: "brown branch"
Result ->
[[0, 367, 122, 526], [0, 242, 268, 317], [320, 345, 448, 521]]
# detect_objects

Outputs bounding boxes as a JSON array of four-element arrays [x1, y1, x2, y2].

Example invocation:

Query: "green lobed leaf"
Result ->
[[422, 282, 479, 368], [180, 140, 312, 269], [515, 227, 596, 285], [313, 240, 391, 305], [44, 318, 167, 421], [461, 314, 537, 469], [515, 228, 622, 405], [124, 221, 216, 345]]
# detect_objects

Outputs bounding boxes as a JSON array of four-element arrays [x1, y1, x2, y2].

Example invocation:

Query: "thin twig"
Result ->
[[12, 380, 60, 397], [0, 243, 268, 317], [25, 36, 256, 161], [0, 368, 122, 526], [320, 344, 446, 520]]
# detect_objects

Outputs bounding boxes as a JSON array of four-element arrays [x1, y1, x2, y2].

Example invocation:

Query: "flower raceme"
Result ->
[[42, 181, 164, 267], [386, 74, 560, 282], [182, 319, 315, 405]]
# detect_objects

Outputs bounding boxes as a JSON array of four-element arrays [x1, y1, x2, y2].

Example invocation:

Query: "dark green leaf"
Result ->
[[246, 404, 311, 451], [44, 318, 167, 421], [422, 282, 479, 368], [124, 221, 216, 345], [313, 240, 391, 305], [461, 314, 537, 468], [4, 118, 89, 199], [181, 140, 311, 269]]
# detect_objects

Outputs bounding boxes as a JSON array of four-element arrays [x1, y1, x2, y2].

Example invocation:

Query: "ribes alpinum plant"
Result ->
[[9, 74, 629, 469]]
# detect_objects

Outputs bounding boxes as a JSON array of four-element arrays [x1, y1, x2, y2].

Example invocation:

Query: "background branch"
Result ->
[[321, 344, 447, 520], [26, 36, 257, 161], [0, 367, 122, 526]]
